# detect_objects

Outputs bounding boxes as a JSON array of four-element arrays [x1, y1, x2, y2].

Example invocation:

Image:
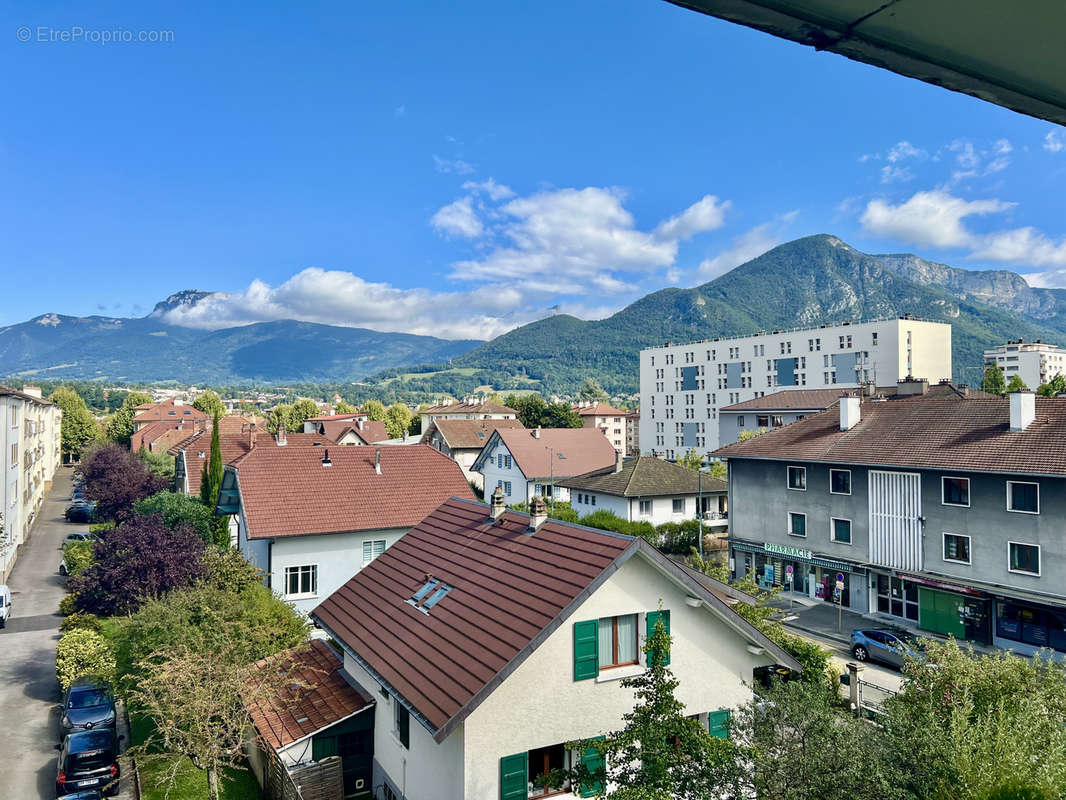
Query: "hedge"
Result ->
[[56, 628, 116, 690]]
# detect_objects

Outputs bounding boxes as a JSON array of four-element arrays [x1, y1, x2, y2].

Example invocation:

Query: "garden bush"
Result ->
[[60, 612, 103, 634], [58, 593, 79, 616], [63, 541, 96, 577], [56, 628, 116, 689]]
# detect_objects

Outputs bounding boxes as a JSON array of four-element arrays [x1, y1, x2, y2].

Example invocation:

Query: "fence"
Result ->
[[260, 744, 344, 800], [842, 662, 898, 718]]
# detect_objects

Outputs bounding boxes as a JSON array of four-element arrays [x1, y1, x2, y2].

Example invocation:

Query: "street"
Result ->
[[1, 467, 71, 797]]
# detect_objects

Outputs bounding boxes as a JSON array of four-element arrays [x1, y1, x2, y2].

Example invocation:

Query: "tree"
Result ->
[[541, 401, 583, 428], [334, 399, 357, 414], [104, 390, 154, 446], [200, 415, 229, 546], [737, 427, 767, 442], [135, 491, 219, 546], [82, 444, 168, 521], [1005, 375, 1029, 393], [287, 398, 321, 431], [50, 386, 98, 462], [265, 403, 291, 434], [505, 393, 548, 428], [678, 449, 704, 471], [359, 399, 387, 421], [982, 364, 1007, 395], [577, 377, 610, 403], [384, 403, 413, 439], [708, 459, 727, 480], [69, 514, 206, 615], [571, 617, 741, 799], [192, 390, 226, 418], [732, 678, 898, 800], [1037, 373, 1066, 397], [138, 448, 175, 481]]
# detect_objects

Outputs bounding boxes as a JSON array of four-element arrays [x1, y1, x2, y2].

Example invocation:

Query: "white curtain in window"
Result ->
[[598, 618, 613, 664], [617, 614, 637, 662]]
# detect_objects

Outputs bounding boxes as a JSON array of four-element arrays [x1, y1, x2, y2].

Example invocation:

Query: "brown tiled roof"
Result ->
[[321, 419, 389, 444], [133, 398, 208, 425], [149, 426, 202, 454], [477, 427, 618, 480], [0, 385, 55, 406], [720, 389, 848, 412], [312, 497, 800, 741], [559, 455, 727, 497], [714, 392, 1066, 476], [422, 400, 517, 415], [246, 639, 374, 751], [572, 403, 627, 417], [132, 420, 205, 453], [307, 413, 369, 423], [423, 418, 525, 449], [231, 444, 475, 539]]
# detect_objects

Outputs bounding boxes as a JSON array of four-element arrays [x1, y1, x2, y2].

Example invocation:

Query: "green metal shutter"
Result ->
[[500, 751, 528, 800], [708, 708, 731, 739], [579, 738, 606, 798], [574, 620, 599, 680], [918, 588, 965, 638], [646, 610, 671, 666], [311, 734, 338, 760]]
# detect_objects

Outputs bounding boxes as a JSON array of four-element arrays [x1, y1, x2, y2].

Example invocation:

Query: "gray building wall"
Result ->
[[717, 410, 813, 447]]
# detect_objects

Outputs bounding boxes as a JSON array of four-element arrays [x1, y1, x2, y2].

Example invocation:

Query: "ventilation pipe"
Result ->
[[375, 448, 382, 474]]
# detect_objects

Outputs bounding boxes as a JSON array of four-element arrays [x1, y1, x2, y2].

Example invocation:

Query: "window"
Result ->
[[1007, 481, 1039, 514], [362, 539, 386, 567], [830, 469, 851, 495], [1008, 542, 1040, 575], [283, 565, 317, 598], [394, 701, 410, 749], [737, 416, 745, 427], [789, 512, 806, 538], [831, 518, 852, 544], [598, 614, 638, 669], [943, 533, 971, 565], [672, 498, 685, 513], [787, 466, 806, 490], [639, 500, 653, 516], [756, 414, 769, 428], [497, 453, 512, 469], [526, 743, 573, 797], [942, 476, 970, 507], [496, 479, 512, 497]]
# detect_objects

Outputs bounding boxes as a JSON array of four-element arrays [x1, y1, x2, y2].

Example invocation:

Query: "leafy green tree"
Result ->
[[266, 403, 291, 434], [737, 427, 767, 442], [542, 401, 583, 428], [384, 403, 414, 439], [982, 364, 1007, 395], [135, 491, 218, 546], [192, 390, 226, 418], [577, 377, 610, 403], [50, 386, 99, 462], [200, 415, 223, 509], [708, 459, 727, 480], [104, 391, 154, 446], [1005, 374, 1029, 393], [359, 399, 387, 421], [571, 617, 741, 799], [334, 399, 357, 414], [286, 398, 321, 431], [56, 628, 116, 690], [1037, 373, 1066, 397], [678, 449, 704, 471], [138, 448, 175, 481], [504, 393, 548, 428]]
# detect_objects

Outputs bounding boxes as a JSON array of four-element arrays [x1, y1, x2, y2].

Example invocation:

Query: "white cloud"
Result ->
[[859, 190, 1013, 248], [880, 165, 915, 184], [653, 195, 730, 241], [696, 218, 791, 280], [1045, 131, 1065, 153], [432, 155, 475, 175], [461, 178, 514, 201], [971, 227, 1066, 268], [887, 141, 925, 162], [430, 196, 483, 238]]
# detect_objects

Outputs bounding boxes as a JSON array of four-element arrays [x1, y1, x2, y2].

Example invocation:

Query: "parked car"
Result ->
[[0, 584, 10, 628], [65, 502, 97, 523], [60, 792, 102, 800], [851, 628, 924, 670], [61, 677, 116, 733], [64, 531, 98, 547], [55, 729, 121, 796]]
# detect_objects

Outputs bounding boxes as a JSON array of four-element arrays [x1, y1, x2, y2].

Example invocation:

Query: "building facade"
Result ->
[[572, 402, 629, 456], [419, 398, 518, 435], [717, 388, 843, 447], [984, 339, 1066, 390], [639, 316, 952, 458]]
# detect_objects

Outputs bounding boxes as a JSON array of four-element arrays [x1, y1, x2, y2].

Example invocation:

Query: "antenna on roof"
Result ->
[[321, 448, 331, 467]]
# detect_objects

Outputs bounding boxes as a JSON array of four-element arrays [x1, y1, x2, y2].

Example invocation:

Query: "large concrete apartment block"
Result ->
[[984, 339, 1066, 391], [639, 317, 952, 458]]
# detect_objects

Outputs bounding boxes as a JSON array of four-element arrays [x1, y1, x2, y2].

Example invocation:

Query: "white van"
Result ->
[[0, 585, 10, 628]]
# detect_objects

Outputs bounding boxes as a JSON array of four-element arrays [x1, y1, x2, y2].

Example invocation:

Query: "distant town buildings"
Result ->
[[419, 397, 517, 434], [984, 339, 1066, 390], [571, 401, 629, 455], [421, 418, 525, 489], [717, 388, 844, 447], [640, 316, 952, 458]]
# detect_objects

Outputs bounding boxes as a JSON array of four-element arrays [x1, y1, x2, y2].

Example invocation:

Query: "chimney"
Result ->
[[489, 486, 506, 522], [322, 448, 332, 466], [896, 377, 929, 396], [528, 496, 548, 533], [1009, 391, 1035, 432], [840, 395, 861, 431], [174, 398, 184, 406], [248, 422, 256, 450], [615, 450, 624, 473], [532, 427, 541, 439], [375, 448, 382, 475], [21, 385, 42, 399], [276, 420, 287, 446]]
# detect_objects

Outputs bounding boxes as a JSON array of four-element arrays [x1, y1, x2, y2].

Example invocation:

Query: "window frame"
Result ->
[[830, 517, 852, 545], [1006, 481, 1040, 515], [393, 700, 410, 750], [362, 538, 386, 567], [671, 498, 685, 514], [941, 476, 971, 508], [829, 468, 852, 496], [942, 532, 972, 565], [788, 511, 807, 538], [282, 564, 318, 600], [1007, 541, 1041, 576], [599, 614, 639, 671], [787, 465, 807, 491], [639, 499, 653, 516]]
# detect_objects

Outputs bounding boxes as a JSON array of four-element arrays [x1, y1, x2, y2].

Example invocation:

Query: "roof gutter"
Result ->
[[273, 700, 375, 752]]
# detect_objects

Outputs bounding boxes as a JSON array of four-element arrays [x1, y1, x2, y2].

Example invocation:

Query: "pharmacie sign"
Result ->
[[764, 542, 812, 561]]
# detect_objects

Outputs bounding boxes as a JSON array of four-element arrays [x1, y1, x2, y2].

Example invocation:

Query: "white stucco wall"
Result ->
[[268, 527, 408, 614], [570, 492, 705, 525]]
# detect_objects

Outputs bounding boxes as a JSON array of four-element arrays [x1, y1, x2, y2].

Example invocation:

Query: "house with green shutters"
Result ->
[[312, 490, 799, 800]]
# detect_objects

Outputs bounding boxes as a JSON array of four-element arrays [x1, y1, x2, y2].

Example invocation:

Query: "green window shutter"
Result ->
[[500, 751, 528, 800], [574, 619, 599, 680], [646, 610, 671, 666], [708, 708, 731, 739], [579, 737, 606, 798], [311, 734, 337, 760]]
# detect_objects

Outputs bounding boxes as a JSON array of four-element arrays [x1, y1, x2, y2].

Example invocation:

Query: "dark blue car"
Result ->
[[850, 628, 924, 670], [61, 677, 116, 734], [56, 729, 121, 796]]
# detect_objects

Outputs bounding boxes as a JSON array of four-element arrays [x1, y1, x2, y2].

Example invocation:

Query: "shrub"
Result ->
[[56, 628, 116, 690], [89, 522, 114, 535], [58, 593, 79, 616], [60, 612, 103, 634], [63, 541, 96, 577], [579, 510, 659, 544], [134, 491, 217, 545], [508, 500, 580, 523], [200, 548, 262, 593], [81, 443, 168, 521]]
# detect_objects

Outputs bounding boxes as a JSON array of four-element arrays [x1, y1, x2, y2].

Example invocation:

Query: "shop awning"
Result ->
[[730, 539, 864, 574]]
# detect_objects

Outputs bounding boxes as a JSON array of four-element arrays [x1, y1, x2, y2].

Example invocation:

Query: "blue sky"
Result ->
[[3, 1, 1065, 338]]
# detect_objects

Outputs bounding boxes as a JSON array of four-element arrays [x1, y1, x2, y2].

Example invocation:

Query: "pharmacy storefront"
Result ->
[[731, 540, 868, 612]]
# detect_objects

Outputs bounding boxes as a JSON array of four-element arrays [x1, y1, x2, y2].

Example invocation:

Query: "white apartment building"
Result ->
[[0, 386, 62, 581], [984, 339, 1066, 391], [639, 316, 952, 458]]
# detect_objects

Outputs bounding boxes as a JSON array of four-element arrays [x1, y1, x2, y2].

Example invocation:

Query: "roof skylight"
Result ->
[[407, 578, 453, 613]]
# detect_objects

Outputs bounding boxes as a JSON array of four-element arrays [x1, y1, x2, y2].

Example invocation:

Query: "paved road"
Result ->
[[1, 467, 72, 798]]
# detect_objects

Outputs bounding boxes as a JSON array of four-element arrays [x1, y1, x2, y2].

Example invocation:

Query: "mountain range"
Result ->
[[3, 235, 1066, 390]]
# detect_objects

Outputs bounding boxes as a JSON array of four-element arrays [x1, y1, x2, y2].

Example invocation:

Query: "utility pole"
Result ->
[[546, 445, 554, 512], [697, 469, 704, 560]]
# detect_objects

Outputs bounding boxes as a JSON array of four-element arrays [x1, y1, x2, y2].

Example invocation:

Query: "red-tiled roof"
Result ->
[[422, 418, 525, 449], [312, 497, 800, 741], [131, 420, 205, 453], [572, 403, 627, 416], [307, 413, 370, 423], [714, 392, 1066, 476], [559, 455, 727, 497], [320, 419, 389, 444], [149, 426, 203, 454], [246, 640, 374, 751], [231, 444, 475, 539], [477, 427, 618, 480], [133, 398, 208, 425], [422, 400, 517, 415], [720, 388, 848, 412]]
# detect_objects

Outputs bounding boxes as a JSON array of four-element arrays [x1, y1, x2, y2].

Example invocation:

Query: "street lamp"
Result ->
[[545, 445, 554, 511]]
